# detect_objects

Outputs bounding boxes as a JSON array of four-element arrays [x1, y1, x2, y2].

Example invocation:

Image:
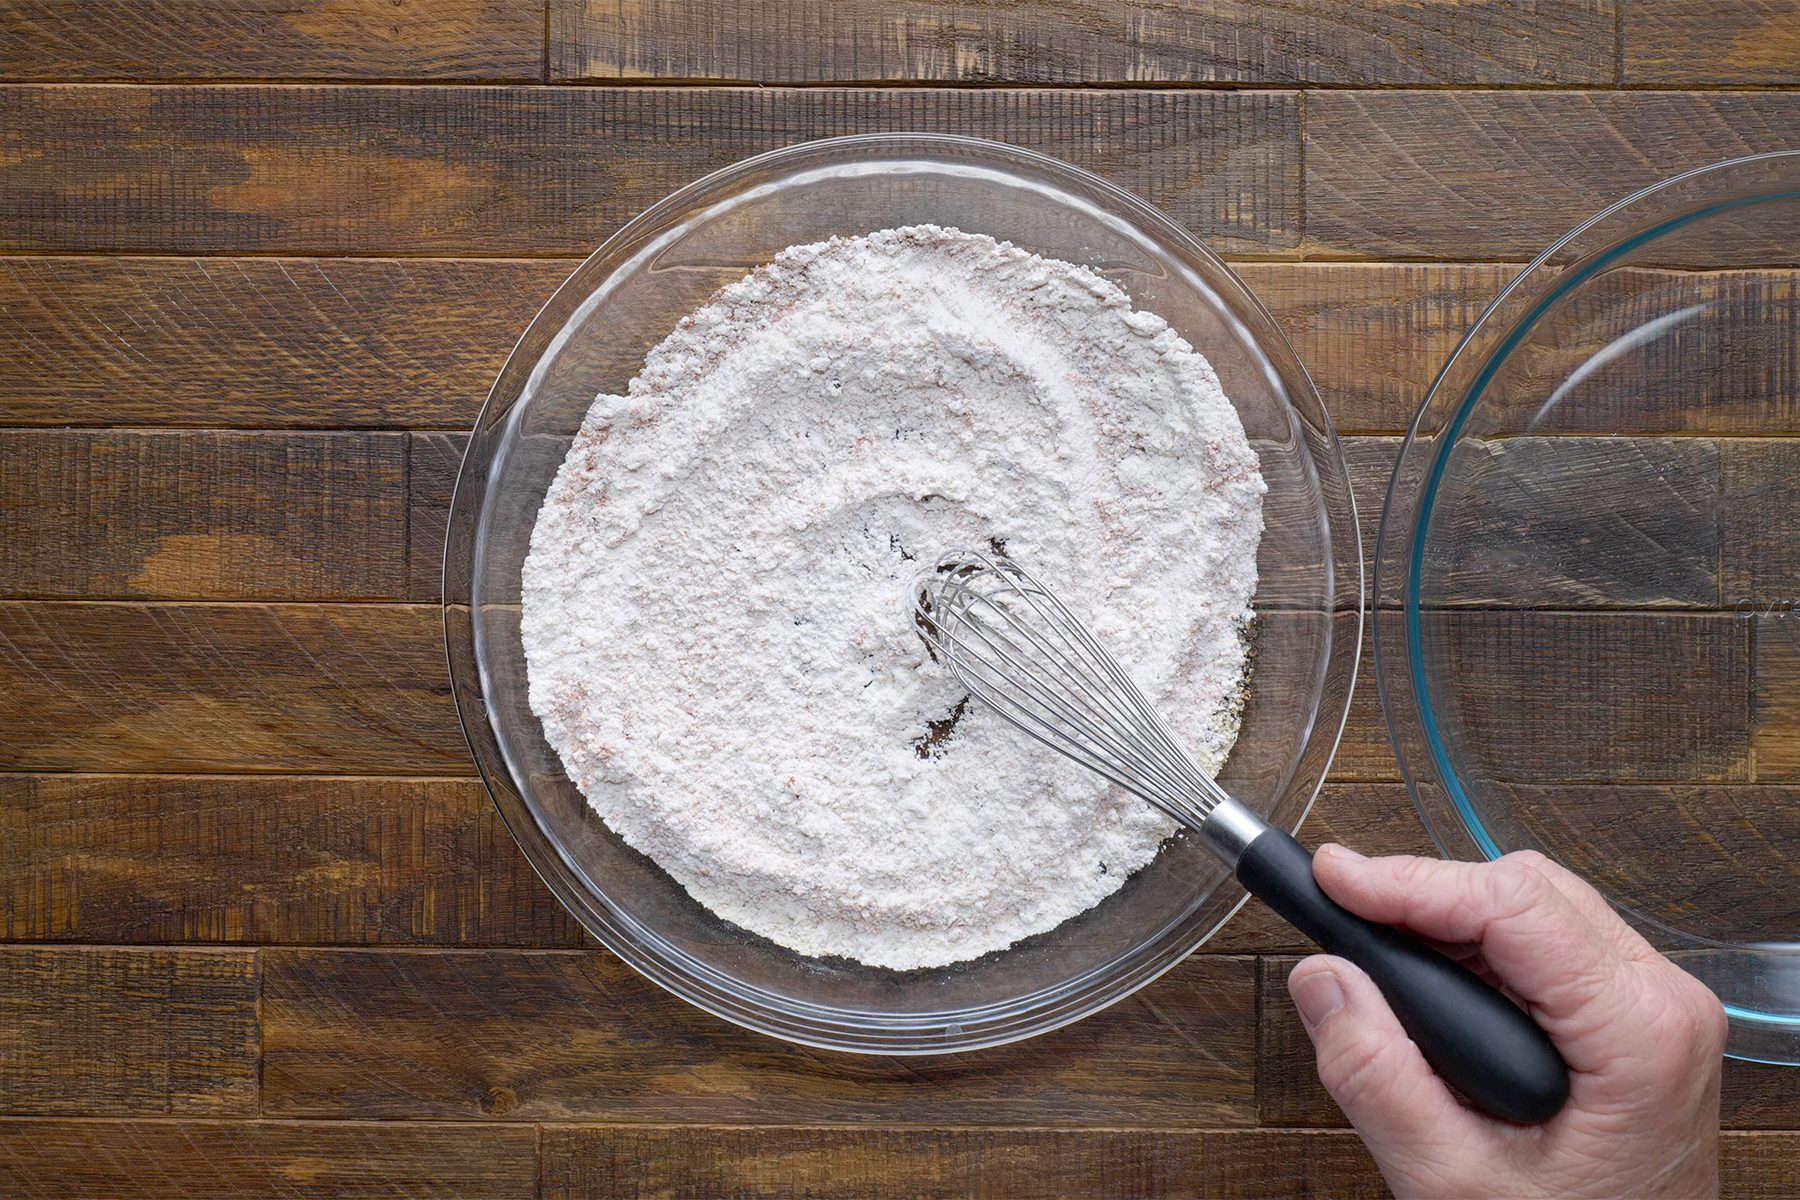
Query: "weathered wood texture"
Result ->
[[1752, 623, 1800, 779], [1306, 92, 1800, 258], [0, 775, 581, 945], [0, 947, 258, 1116], [0, 256, 563, 428], [1624, 2, 1800, 86], [553, 0, 1614, 86], [409, 433, 469, 601], [0, 0, 545, 81], [14, 261, 1799, 435], [0, 603, 467, 774], [0, 431, 408, 599], [1, 86, 1300, 256], [261, 950, 1258, 1124], [0, 1119, 537, 1199], [540, 1126, 1386, 1200], [1261, 955, 1800, 1131]]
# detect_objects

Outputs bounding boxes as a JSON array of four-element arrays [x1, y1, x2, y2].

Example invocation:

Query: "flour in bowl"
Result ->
[[522, 226, 1264, 970]]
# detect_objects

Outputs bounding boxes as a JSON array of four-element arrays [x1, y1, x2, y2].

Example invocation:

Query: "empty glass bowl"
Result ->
[[1376, 151, 1800, 1064], [444, 134, 1361, 1052]]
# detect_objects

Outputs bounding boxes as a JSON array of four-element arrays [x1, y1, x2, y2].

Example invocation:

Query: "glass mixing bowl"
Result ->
[[445, 134, 1361, 1052], [1376, 151, 1800, 1064]]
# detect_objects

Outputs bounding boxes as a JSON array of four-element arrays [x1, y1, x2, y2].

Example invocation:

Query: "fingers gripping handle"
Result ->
[[1237, 828, 1571, 1124]]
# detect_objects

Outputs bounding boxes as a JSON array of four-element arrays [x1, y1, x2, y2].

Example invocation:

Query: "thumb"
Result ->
[[1288, 956, 1488, 1156]]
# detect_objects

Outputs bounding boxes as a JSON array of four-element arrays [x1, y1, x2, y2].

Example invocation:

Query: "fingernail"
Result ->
[[1321, 844, 1367, 864], [1291, 969, 1345, 1033]]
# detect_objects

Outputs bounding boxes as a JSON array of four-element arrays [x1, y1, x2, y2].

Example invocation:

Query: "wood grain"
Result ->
[[0, 603, 468, 774], [1428, 611, 1750, 783], [1725, 1134, 1800, 1199], [540, 1126, 1385, 1200], [1625, 2, 1800, 86], [0, 1119, 537, 1199], [553, 0, 1613, 86], [1306, 92, 1800, 259], [0, 775, 581, 946], [1423, 436, 1721, 608], [32, 261, 1796, 436], [1752, 621, 1800, 779], [1238, 262, 1519, 434], [1725, 441, 1800, 606], [1262, 954, 1800, 1131], [0, 256, 562, 429], [262, 950, 1258, 1125], [0, 0, 544, 81], [410, 433, 469, 601], [0, 946, 257, 1116], [0, 431, 407, 600], [1, 86, 1300, 256]]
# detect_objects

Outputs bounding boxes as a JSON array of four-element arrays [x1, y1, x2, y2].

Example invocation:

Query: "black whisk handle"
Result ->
[[1236, 828, 1570, 1125]]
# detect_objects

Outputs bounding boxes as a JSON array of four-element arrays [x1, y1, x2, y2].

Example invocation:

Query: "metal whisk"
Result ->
[[910, 548, 1569, 1126]]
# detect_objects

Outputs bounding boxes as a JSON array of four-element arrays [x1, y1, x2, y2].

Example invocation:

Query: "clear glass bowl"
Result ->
[[1376, 151, 1800, 1064], [445, 134, 1361, 1053]]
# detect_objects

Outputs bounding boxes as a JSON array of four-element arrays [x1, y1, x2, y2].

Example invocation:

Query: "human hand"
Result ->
[[1287, 847, 1728, 1200]]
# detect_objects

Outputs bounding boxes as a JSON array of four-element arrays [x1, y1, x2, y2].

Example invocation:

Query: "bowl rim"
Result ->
[[1372, 150, 1800, 1055], [443, 131, 1364, 1053]]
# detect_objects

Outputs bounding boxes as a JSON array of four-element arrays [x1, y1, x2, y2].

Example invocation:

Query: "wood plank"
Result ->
[[1421, 436, 1721, 609], [1238, 262, 1519, 435], [540, 1126, 1384, 1200], [0, 256, 563, 429], [262, 949, 1258, 1124], [1753, 621, 1800, 779], [1426, 611, 1750, 783], [0, 1119, 536, 1199], [35, 260, 1794, 437], [0, 0, 544, 81], [553, 0, 1612, 86], [0, 603, 468, 774], [409, 433, 468, 601], [1725, 441, 1800, 608], [1725, 1134, 1800, 1199], [0, 431, 407, 600], [1625, 2, 1800, 86], [0, 775, 581, 946], [0, 946, 257, 1116], [1, 86, 1300, 256], [1262, 954, 1800, 1131], [1306, 93, 1800, 259]]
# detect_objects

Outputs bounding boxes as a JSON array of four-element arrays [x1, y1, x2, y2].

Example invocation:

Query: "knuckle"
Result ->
[[1487, 855, 1552, 914], [1317, 1028, 1404, 1108]]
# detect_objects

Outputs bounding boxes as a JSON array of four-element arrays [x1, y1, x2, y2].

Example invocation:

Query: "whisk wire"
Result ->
[[915, 551, 1230, 827]]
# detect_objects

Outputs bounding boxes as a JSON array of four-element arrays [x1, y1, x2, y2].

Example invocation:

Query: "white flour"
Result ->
[[522, 226, 1264, 970]]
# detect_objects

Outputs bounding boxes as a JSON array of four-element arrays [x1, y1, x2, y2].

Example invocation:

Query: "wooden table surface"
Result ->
[[3, 2, 1799, 1196]]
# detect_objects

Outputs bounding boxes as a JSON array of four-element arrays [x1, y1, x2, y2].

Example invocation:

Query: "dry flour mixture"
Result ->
[[522, 226, 1264, 970]]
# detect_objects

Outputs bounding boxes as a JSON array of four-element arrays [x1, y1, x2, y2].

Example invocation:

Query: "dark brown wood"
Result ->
[[0, 603, 469, 774], [1723, 1060, 1800, 1131], [1238, 262, 1520, 434], [553, 0, 1613, 86], [1, 86, 1300, 256], [261, 949, 1258, 1125], [0, 775, 581, 946], [540, 1125, 1386, 1200], [1428, 611, 1750, 783], [0, 946, 257, 1115], [1725, 441, 1800, 607], [0, 0, 545, 81], [0, 1119, 537, 1199], [1306, 92, 1800, 259], [1725, 1135, 1800, 1199], [1753, 622, 1800, 779], [1625, 2, 1800, 86], [410, 433, 470, 601], [0, 256, 563, 429], [0, 431, 407, 600]]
